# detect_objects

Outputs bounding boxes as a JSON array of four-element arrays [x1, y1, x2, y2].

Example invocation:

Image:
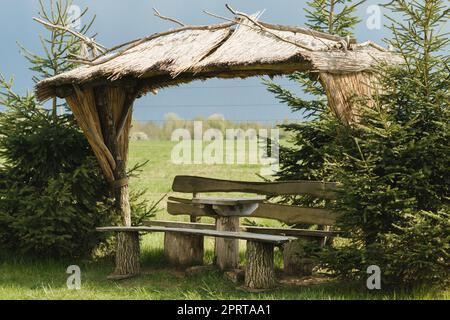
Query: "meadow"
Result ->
[[0, 140, 448, 300]]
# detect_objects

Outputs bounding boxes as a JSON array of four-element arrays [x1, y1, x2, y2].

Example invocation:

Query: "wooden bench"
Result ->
[[97, 175, 340, 289], [160, 176, 340, 276], [97, 226, 294, 289]]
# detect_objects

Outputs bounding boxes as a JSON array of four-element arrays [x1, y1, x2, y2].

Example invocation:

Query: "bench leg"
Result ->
[[164, 232, 204, 266], [114, 232, 140, 276], [245, 241, 276, 290], [283, 238, 319, 276], [215, 217, 239, 270]]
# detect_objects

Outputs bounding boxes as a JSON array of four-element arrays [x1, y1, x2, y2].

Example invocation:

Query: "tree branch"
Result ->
[[153, 8, 186, 27], [225, 4, 315, 51], [33, 17, 106, 55]]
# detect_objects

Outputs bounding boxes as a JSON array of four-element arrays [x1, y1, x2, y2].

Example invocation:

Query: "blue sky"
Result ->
[[1, 0, 399, 122]]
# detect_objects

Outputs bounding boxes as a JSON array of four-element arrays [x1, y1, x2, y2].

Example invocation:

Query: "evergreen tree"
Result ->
[[263, 0, 365, 208], [266, 0, 449, 286], [321, 0, 449, 285], [18, 0, 97, 118], [305, 0, 365, 36], [0, 0, 156, 258]]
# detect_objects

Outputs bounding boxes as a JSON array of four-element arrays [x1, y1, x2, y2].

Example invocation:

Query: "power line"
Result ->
[[133, 119, 302, 122], [134, 103, 289, 108], [168, 84, 300, 90]]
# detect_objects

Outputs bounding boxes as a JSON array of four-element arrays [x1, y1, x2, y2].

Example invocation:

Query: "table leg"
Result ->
[[215, 216, 239, 270]]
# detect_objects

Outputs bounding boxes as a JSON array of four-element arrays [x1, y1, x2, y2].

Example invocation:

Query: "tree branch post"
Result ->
[[95, 86, 140, 277]]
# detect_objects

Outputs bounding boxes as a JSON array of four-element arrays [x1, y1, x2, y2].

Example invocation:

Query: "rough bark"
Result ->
[[164, 232, 204, 266], [114, 232, 140, 276], [96, 86, 140, 276], [245, 241, 276, 289], [215, 216, 239, 270]]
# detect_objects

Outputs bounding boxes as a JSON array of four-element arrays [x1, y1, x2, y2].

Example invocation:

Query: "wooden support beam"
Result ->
[[116, 88, 139, 140], [95, 86, 139, 277]]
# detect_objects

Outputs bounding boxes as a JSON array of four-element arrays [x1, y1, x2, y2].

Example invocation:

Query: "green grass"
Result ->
[[0, 140, 448, 300], [1, 237, 448, 300]]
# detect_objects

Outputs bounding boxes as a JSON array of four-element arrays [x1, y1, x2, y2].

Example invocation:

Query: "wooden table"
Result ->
[[191, 196, 265, 270], [192, 196, 265, 215]]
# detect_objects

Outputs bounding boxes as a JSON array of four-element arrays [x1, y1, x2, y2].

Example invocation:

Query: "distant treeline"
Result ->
[[130, 113, 292, 141]]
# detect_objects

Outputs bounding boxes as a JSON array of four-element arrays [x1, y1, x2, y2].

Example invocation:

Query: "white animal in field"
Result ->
[[130, 132, 149, 141]]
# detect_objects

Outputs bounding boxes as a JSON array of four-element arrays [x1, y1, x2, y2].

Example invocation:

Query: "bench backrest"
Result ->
[[169, 176, 339, 226], [172, 176, 337, 199]]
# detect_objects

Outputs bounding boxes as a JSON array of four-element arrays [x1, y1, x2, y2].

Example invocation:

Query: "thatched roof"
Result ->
[[36, 17, 400, 102]]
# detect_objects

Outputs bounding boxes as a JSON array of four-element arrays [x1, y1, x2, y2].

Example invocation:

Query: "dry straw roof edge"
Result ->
[[36, 16, 401, 102]]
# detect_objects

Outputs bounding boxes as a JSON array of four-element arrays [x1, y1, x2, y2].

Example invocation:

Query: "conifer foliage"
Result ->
[[0, 0, 156, 258], [264, 0, 365, 208], [266, 0, 449, 285]]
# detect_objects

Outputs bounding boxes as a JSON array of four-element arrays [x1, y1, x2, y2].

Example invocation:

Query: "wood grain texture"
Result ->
[[113, 232, 140, 276], [191, 197, 265, 205], [96, 86, 138, 276], [172, 176, 338, 199], [143, 220, 342, 238], [167, 201, 338, 226], [164, 232, 204, 266], [96, 226, 293, 244], [215, 217, 240, 270], [245, 241, 276, 289]]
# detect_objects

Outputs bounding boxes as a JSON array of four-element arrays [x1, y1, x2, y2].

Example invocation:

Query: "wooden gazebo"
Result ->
[[35, 8, 401, 277]]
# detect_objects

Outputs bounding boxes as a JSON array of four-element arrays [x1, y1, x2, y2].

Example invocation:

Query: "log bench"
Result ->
[[97, 226, 294, 289], [98, 175, 340, 289], [163, 176, 340, 278]]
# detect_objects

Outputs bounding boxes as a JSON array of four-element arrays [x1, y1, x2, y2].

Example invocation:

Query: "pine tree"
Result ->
[[0, 1, 157, 258], [305, 0, 365, 36], [18, 0, 97, 118], [263, 0, 365, 208], [322, 0, 450, 285]]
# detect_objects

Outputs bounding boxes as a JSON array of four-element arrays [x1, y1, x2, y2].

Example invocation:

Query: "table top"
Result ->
[[191, 196, 265, 206]]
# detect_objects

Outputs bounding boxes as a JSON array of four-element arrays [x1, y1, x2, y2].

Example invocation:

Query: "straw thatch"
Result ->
[[35, 18, 401, 102]]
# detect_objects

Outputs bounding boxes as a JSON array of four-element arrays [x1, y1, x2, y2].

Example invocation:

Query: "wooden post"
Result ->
[[164, 232, 204, 266], [96, 86, 140, 277], [114, 232, 140, 276], [215, 216, 239, 270], [245, 241, 276, 290]]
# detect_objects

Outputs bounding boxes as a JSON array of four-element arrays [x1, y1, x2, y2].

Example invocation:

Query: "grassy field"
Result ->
[[0, 140, 448, 300]]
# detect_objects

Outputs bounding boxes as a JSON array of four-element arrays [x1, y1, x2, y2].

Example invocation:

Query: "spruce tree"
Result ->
[[266, 0, 449, 285], [0, 1, 156, 258], [322, 0, 449, 285], [18, 0, 97, 118], [263, 0, 365, 208]]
